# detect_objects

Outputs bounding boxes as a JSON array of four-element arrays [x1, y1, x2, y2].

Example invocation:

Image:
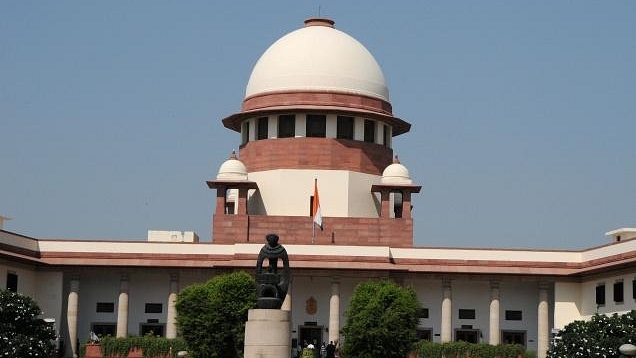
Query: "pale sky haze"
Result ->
[[1, 1, 635, 249]]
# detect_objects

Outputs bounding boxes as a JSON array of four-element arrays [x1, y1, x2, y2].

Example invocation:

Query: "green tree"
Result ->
[[0, 290, 56, 357], [342, 280, 420, 358], [547, 311, 636, 358], [175, 271, 257, 358]]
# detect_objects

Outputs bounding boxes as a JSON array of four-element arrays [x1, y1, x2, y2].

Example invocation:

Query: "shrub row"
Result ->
[[80, 336, 188, 358], [414, 341, 535, 358]]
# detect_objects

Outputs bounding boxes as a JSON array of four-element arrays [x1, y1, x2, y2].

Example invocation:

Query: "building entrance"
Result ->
[[299, 325, 324, 350]]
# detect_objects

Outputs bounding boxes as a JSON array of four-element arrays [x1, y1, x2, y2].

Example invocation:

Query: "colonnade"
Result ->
[[65, 274, 179, 358], [65, 275, 550, 358]]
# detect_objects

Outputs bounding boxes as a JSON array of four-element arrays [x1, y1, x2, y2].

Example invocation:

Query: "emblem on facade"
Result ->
[[306, 296, 317, 315]]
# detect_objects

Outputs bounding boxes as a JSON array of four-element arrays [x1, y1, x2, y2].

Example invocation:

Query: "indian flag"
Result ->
[[313, 179, 323, 230]]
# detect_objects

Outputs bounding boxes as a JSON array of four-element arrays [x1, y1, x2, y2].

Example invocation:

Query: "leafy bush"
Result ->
[[175, 271, 256, 358], [0, 289, 56, 357], [547, 311, 636, 358], [342, 280, 420, 358]]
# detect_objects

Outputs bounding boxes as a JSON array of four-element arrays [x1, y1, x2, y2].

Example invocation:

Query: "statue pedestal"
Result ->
[[244, 309, 291, 358]]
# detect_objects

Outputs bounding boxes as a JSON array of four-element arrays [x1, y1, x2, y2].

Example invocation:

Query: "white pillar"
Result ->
[[281, 280, 292, 311], [67, 276, 80, 358], [441, 279, 452, 342], [166, 274, 179, 339], [489, 281, 500, 345], [537, 283, 550, 358], [329, 278, 340, 344], [116, 274, 129, 338]]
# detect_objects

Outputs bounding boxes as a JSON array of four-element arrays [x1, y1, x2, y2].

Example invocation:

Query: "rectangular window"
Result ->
[[458, 309, 475, 320], [455, 329, 479, 343], [364, 119, 375, 143], [6, 272, 17, 292], [91, 323, 116, 338], [614, 281, 624, 303], [241, 121, 250, 144], [140, 323, 164, 337], [145, 303, 163, 313], [416, 328, 432, 341], [502, 330, 526, 346], [257, 117, 268, 140], [633, 279, 636, 299], [418, 308, 429, 319], [278, 115, 295, 138], [505, 310, 522, 321], [596, 284, 606, 305], [337, 116, 354, 139], [96, 302, 115, 313], [306, 114, 326, 137], [383, 124, 389, 146]]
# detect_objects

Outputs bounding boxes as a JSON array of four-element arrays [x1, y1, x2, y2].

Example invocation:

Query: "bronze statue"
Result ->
[[255, 233, 290, 309]]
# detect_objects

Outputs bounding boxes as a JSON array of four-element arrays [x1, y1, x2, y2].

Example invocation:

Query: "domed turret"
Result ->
[[216, 151, 248, 181], [381, 156, 413, 185]]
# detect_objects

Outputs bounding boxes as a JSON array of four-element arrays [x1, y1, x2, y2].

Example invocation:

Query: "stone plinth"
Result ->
[[244, 309, 291, 358]]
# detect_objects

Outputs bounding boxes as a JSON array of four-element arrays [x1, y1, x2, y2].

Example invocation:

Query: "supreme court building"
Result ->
[[2, 18, 636, 358]]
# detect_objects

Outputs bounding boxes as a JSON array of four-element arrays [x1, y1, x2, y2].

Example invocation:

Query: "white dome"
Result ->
[[381, 157, 413, 185], [217, 153, 248, 181], [245, 18, 389, 102]]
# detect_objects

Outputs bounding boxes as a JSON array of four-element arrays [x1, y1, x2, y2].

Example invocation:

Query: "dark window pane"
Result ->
[[92, 324, 116, 338], [278, 115, 295, 138], [502, 331, 526, 346], [257, 117, 268, 140], [364, 119, 375, 143], [242, 122, 250, 144], [418, 308, 429, 318], [505, 310, 522, 321], [458, 309, 475, 319], [145, 303, 163, 313], [455, 329, 479, 343], [96, 302, 115, 313], [306, 114, 326, 137], [614, 281, 624, 302], [337, 116, 354, 139], [383, 124, 390, 146], [596, 284, 605, 305], [6, 272, 17, 292], [140, 324, 164, 337], [416, 329, 432, 341]]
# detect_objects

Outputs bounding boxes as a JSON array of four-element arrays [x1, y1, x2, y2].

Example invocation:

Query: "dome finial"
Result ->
[[229, 150, 237, 160], [393, 155, 400, 164], [304, 17, 335, 28]]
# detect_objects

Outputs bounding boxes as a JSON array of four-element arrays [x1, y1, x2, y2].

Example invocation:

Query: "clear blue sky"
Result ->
[[1, 1, 634, 249]]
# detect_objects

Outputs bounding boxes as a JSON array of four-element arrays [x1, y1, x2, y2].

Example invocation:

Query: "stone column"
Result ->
[[116, 274, 129, 338], [441, 279, 452, 342], [216, 186, 226, 214], [380, 190, 390, 218], [329, 278, 340, 344], [489, 281, 500, 345], [166, 274, 179, 339], [67, 276, 80, 358], [537, 283, 550, 358], [281, 280, 292, 311]]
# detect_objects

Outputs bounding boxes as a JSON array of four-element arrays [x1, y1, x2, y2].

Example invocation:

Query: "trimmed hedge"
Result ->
[[80, 336, 188, 358], [414, 341, 534, 358]]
